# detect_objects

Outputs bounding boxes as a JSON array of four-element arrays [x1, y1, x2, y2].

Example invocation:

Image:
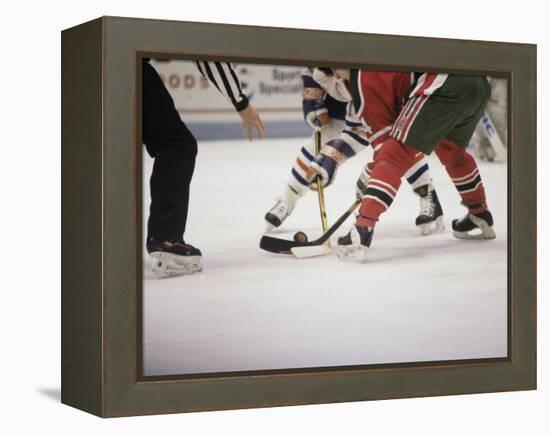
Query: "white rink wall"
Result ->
[[152, 59, 508, 148]]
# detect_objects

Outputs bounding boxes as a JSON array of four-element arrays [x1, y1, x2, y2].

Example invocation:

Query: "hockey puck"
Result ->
[[293, 231, 308, 243]]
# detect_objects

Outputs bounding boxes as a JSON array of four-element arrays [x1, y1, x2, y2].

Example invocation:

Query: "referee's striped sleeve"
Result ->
[[196, 61, 249, 111]]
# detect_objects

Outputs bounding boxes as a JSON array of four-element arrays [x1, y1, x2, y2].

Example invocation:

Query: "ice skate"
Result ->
[[336, 225, 374, 263], [452, 210, 496, 240], [147, 239, 203, 277], [264, 197, 295, 232], [414, 184, 445, 235]]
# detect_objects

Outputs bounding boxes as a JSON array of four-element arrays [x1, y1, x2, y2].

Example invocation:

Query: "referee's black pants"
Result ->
[[142, 59, 198, 242]]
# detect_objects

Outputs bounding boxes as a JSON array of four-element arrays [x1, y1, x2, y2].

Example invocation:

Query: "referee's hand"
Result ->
[[238, 105, 265, 141]]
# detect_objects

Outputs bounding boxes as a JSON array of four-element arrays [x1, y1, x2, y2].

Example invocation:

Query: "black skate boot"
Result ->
[[146, 238, 203, 276], [337, 224, 374, 263], [452, 209, 496, 240], [414, 184, 445, 235]]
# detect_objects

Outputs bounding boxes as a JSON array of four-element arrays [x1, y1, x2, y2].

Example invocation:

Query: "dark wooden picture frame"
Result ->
[[61, 16, 536, 417]]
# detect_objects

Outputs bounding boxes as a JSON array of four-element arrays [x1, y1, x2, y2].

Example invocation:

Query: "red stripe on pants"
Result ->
[[435, 139, 488, 213], [358, 137, 418, 227]]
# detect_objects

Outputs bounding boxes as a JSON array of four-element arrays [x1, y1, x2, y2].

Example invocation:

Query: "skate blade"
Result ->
[[418, 216, 445, 236], [452, 216, 496, 240], [452, 227, 496, 240], [150, 252, 202, 277], [337, 245, 368, 263], [291, 244, 331, 258]]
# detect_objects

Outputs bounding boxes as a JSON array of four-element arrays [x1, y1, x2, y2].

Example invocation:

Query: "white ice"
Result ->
[[142, 137, 508, 376]]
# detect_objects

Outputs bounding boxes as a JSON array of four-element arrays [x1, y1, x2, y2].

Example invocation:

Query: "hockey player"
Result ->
[[143, 59, 264, 276], [264, 68, 444, 236], [470, 77, 507, 162], [310, 69, 495, 262]]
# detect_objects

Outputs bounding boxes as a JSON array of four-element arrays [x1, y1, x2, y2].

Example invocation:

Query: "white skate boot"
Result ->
[[414, 184, 445, 235], [147, 239, 203, 277], [264, 197, 295, 232]]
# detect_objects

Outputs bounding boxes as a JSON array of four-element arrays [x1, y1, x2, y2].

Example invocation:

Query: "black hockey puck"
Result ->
[[293, 231, 308, 243]]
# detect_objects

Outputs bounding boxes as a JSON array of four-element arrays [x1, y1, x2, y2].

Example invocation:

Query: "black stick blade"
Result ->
[[259, 199, 361, 255], [259, 235, 299, 254]]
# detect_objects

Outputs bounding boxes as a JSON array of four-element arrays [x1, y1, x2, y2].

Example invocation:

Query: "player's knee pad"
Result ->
[[183, 137, 198, 159], [158, 144, 198, 166], [147, 136, 198, 160], [174, 138, 199, 160], [435, 139, 468, 168], [374, 137, 417, 176]]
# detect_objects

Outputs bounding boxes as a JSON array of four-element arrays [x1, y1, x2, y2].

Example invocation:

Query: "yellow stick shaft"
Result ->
[[314, 130, 330, 239], [316, 178, 329, 232]]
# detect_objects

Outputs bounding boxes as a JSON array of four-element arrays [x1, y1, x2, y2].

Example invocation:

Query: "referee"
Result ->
[[142, 58, 264, 276]]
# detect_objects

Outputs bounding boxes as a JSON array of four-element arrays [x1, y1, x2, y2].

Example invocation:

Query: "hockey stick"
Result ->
[[480, 111, 507, 163], [259, 198, 360, 255], [314, 129, 330, 233]]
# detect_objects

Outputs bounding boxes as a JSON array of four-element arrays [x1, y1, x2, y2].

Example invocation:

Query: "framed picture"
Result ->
[[61, 16, 536, 417]]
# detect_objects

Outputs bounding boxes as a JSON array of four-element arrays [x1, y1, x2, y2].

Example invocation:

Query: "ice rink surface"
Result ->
[[142, 137, 508, 376]]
